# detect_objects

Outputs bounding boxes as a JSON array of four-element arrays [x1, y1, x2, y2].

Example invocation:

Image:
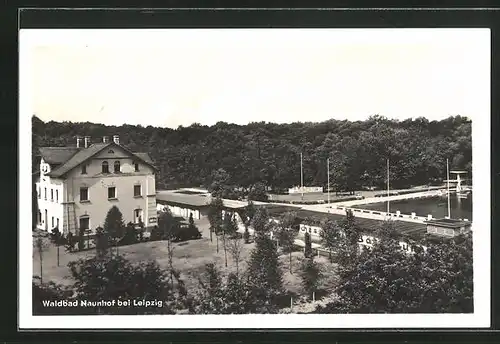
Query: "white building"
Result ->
[[34, 135, 158, 235]]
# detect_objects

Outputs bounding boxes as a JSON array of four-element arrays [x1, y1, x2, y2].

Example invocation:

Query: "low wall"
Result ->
[[288, 186, 323, 194]]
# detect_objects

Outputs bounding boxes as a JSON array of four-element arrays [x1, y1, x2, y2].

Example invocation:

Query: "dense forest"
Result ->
[[32, 115, 472, 192]]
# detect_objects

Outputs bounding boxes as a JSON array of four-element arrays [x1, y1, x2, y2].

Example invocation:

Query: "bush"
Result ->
[[65, 232, 76, 252], [150, 225, 162, 241], [119, 222, 140, 245]]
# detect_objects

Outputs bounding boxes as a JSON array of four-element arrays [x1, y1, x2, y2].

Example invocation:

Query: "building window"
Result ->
[[81, 164, 87, 174], [134, 162, 140, 172], [114, 161, 120, 173], [108, 149, 114, 154], [134, 209, 143, 224], [51, 217, 54, 227], [80, 187, 89, 202], [108, 187, 116, 199], [44, 188, 47, 200], [56, 218, 59, 229], [134, 184, 142, 197], [79, 216, 90, 230], [56, 190, 59, 202], [38, 211, 42, 224], [38, 187, 41, 199], [102, 161, 109, 173], [50, 189, 54, 201]]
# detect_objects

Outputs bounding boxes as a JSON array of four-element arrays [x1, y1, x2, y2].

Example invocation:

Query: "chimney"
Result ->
[[84, 136, 91, 148], [76, 136, 82, 148], [103, 136, 109, 143], [113, 135, 119, 145]]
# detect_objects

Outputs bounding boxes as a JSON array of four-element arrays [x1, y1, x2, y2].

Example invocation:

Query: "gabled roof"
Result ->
[[133, 152, 154, 165], [38, 147, 79, 165], [45, 142, 157, 178]]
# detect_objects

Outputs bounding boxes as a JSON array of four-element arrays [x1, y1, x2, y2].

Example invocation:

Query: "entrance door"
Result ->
[[134, 209, 143, 224]]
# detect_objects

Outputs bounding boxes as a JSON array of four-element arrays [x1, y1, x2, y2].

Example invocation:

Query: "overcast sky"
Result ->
[[22, 29, 490, 128]]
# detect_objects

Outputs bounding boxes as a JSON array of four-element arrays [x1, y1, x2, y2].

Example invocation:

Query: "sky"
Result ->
[[21, 29, 490, 128]]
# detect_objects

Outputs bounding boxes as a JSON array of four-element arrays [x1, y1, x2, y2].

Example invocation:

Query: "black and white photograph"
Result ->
[[19, 27, 490, 329]]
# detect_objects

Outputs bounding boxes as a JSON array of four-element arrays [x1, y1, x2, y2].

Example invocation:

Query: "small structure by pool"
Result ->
[[426, 218, 471, 237]]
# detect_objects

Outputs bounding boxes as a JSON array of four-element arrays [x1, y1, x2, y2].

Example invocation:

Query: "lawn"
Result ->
[[33, 217, 339, 309]]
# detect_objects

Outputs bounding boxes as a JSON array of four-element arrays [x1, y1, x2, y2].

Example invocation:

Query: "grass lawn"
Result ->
[[33, 217, 339, 307]]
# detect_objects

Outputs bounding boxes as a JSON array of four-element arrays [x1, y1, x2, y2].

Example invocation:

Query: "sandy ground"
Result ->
[[32, 218, 339, 304]]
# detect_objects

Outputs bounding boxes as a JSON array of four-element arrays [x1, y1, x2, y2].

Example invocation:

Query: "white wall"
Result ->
[[36, 159, 64, 232]]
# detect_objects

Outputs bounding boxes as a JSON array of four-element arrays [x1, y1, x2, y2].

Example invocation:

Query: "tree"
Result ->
[[248, 182, 269, 202], [304, 232, 312, 258], [186, 213, 202, 240], [276, 211, 298, 273], [77, 226, 85, 251], [221, 211, 239, 267], [207, 196, 224, 245], [317, 227, 473, 314], [68, 254, 187, 314], [33, 236, 50, 284], [299, 257, 323, 300], [64, 232, 76, 252], [32, 280, 75, 315], [226, 236, 244, 276], [193, 263, 252, 314], [32, 182, 38, 230], [121, 222, 139, 245], [93, 226, 110, 257], [33, 115, 472, 193], [157, 211, 180, 289], [320, 219, 342, 263], [243, 227, 251, 244], [103, 206, 125, 254], [242, 201, 257, 243], [157, 210, 181, 241], [49, 226, 65, 267], [246, 233, 284, 312], [335, 210, 361, 270], [251, 207, 273, 236]]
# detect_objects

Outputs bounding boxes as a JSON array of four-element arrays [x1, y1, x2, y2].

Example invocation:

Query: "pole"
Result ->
[[447, 158, 451, 218], [387, 158, 390, 214], [300, 152, 304, 200], [327, 158, 330, 206]]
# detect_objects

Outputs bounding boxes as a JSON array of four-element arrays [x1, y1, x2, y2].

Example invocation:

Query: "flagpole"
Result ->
[[447, 158, 451, 218], [327, 158, 330, 206], [387, 158, 390, 214], [300, 152, 304, 200]]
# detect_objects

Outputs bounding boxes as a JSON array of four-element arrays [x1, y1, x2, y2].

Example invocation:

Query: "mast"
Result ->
[[447, 158, 451, 218], [300, 152, 304, 200], [327, 158, 330, 206], [387, 158, 390, 213]]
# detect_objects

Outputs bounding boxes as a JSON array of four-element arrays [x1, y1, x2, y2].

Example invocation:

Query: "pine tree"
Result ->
[[103, 206, 125, 254], [304, 232, 312, 258], [251, 207, 273, 235], [299, 257, 323, 300], [320, 219, 342, 263], [208, 196, 224, 245], [276, 211, 298, 273], [247, 234, 284, 312], [187, 213, 202, 240], [221, 212, 237, 267]]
